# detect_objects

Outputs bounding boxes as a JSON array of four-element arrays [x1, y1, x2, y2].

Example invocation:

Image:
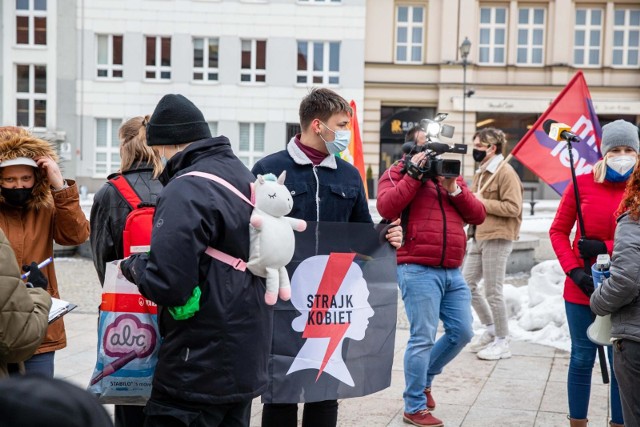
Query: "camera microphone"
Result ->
[[401, 141, 452, 155], [543, 119, 581, 143]]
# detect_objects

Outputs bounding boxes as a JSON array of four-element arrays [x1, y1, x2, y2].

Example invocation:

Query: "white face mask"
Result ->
[[319, 122, 350, 155], [607, 155, 637, 175]]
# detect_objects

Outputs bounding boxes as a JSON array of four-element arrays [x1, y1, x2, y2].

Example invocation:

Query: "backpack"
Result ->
[[108, 175, 155, 257]]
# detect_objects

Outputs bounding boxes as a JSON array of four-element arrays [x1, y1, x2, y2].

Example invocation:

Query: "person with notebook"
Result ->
[[0, 126, 90, 378], [0, 228, 51, 378]]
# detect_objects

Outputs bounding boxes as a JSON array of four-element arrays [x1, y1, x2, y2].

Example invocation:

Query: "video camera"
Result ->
[[402, 113, 468, 179]]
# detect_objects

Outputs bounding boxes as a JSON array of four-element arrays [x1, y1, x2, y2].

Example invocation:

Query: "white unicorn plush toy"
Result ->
[[247, 171, 307, 305]]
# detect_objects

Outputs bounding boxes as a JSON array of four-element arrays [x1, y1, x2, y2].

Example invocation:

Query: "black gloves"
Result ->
[[119, 253, 148, 285], [22, 262, 48, 290], [568, 268, 595, 297], [577, 238, 607, 259]]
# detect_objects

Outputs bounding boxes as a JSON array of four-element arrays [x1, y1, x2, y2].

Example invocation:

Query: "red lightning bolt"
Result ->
[[302, 252, 356, 381]]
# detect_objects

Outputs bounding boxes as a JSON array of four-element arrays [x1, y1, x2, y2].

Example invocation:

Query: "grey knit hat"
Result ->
[[600, 120, 640, 156]]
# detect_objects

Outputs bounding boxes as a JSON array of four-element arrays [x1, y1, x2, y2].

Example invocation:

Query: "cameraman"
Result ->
[[377, 131, 485, 427]]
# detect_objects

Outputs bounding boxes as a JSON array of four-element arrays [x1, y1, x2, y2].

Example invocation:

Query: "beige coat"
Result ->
[[470, 155, 523, 241], [0, 229, 51, 378]]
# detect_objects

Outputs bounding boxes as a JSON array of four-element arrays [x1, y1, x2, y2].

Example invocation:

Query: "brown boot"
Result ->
[[569, 417, 588, 427]]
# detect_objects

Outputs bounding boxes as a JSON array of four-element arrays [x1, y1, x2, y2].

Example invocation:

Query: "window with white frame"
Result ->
[[478, 6, 507, 65], [208, 121, 218, 137], [16, 0, 46, 45], [94, 118, 122, 176], [16, 64, 46, 129], [613, 8, 640, 67], [97, 34, 123, 78], [241, 39, 266, 83], [517, 7, 545, 65], [193, 37, 219, 81], [296, 41, 340, 85], [238, 123, 264, 168], [574, 9, 603, 66], [395, 5, 424, 63], [145, 36, 171, 80]]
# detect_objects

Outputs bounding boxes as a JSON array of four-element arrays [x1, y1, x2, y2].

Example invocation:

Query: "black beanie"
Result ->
[[146, 94, 212, 146], [0, 376, 114, 427]]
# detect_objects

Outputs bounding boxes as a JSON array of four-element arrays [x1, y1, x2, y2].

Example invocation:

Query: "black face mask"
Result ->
[[472, 149, 487, 163], [1, 187, 33, 207]]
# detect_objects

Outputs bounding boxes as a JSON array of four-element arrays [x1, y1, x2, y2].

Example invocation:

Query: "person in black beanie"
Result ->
[[0, 376, 114, 427], [120, 94, 272, 427]]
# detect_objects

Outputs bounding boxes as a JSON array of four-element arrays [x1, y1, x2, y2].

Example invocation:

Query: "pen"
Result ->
[[89, 348, 144, 385], [21, 256, 53, 280]]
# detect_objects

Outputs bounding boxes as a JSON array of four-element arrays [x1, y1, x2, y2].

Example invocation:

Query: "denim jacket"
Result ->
[[252, 138, 372, 223]]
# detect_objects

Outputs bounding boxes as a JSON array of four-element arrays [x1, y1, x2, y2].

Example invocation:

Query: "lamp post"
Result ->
[[459, 37, 471, 174]]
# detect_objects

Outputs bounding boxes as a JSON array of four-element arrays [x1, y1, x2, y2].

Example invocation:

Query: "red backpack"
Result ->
[[109, 175, 155, 257]]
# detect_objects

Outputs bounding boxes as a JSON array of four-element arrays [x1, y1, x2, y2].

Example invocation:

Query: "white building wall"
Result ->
[[77, 0, 366, 190]]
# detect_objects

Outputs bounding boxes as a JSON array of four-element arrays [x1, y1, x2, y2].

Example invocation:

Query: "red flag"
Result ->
[[510, 71, 602, 195], [340, 100, 368, 198]]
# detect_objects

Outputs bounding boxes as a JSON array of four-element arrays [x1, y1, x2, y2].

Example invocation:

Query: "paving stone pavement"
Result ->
[[53, 256, 616, 427]]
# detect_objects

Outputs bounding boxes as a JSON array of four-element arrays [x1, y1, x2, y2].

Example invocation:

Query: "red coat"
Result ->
[[377, 163, 486, 268], [549, 173, 627, 305]]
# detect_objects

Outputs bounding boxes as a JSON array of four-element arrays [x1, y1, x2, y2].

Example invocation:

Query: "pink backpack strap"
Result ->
[[180, 171, 255, 206], [178, 171, 253, 272]]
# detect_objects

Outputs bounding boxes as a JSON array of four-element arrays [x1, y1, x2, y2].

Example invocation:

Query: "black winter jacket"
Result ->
[[127, 137, 273, 405], [90, 163, 163, 285]]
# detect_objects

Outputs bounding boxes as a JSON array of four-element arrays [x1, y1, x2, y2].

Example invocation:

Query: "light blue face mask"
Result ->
[[160, 147, 168, 168], [319, 122, 350, 155]]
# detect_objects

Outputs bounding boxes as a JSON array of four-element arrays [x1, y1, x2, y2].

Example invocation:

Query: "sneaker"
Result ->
[[423, 387, 436, 410], [403, 409, 444, 426], [477, 339, 512, 360], [468, 330, 494, 353]]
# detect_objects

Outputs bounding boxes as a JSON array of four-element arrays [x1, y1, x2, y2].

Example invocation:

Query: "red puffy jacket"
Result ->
[[549, 173, 627, 305], [377, 163, 486, 268]]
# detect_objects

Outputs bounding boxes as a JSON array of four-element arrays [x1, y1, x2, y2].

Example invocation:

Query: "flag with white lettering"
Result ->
[[261, 221, 398, 403], [510, 71, 602, 195]]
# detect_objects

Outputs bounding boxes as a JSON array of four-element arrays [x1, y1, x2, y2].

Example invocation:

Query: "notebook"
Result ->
[[48, 297, 77, 324]]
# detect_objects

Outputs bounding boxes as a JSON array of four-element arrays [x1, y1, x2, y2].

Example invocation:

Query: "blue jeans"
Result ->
[[398, 264, 473, 414], [8, 351, 55, 378], [565, 301, 623, 424]]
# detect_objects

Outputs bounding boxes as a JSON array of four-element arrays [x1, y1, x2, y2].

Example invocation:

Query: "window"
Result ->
[[208, 121, 218, 136], [241, 40, 266, 83], [16, 0, 47, 45], [95, 118, 122, 176], [478, 7, 507, 65], [574, 9, 603, 66], [296, 41, 340, 85], [145, 36, 171, 80], [517, 8, 545, 65], [97, 35, 123, 78], [395, 5, 424, 63], [613, 8, 640, 67], [193, 37, 219, 81], [16, 64, 46, 129], [238, 123, 265, 168], [286, 123, 301, 146]]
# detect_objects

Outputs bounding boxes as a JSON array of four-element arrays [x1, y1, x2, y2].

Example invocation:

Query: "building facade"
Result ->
[[2, 0, 366, 191], [364, 0, 640, 198]]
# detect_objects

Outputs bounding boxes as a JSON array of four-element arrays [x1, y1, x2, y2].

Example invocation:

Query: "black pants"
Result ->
[[143, 398, 251, 427], [613, 339, 640, 427], [261, 400, 338, 427], [115, 405, 145, 427]]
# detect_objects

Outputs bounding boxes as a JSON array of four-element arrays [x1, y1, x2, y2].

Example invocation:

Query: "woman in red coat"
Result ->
[[550, 120, 639, 427]]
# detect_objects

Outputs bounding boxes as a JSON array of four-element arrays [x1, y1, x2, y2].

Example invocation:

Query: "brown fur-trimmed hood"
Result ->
[[0, 127, 59, 210]]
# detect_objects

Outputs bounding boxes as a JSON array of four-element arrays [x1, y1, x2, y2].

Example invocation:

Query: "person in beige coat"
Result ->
[[0, 228, 51, 378], [463, 127, 523, 361]]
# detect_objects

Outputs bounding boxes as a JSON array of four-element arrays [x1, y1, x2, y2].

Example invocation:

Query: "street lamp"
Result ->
[[459, 37, 471, 174]]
